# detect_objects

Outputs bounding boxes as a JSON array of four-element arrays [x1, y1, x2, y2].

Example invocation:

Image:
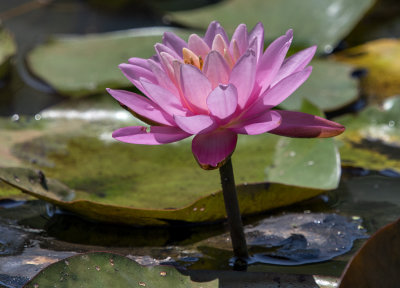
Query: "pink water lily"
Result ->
[[108, 21, 344, 169]]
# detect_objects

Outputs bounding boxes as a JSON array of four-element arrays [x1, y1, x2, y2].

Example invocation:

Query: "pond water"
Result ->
[[1, 0, 400, 287]]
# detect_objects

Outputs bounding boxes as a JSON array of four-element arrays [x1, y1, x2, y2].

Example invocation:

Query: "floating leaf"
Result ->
[[334, 96, 400, 173], [339, 218, 400, 288], [279, 60, 358, 112], [333, 39, 400, 101], [169, 0, 375, 52], [0, 27, 16, 78], [24, 252, 218, 288], [0, 167, 325, 226], [26, 28, 192, 97], [0, 98, 339, 225]]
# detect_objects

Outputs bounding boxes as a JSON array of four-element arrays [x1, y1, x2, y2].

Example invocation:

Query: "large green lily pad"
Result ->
[[169, 0, 375, 52], [0, 97, 339, 225], [333, 39, 400, 101], [334, 96, 400, 172], [0, 167, 325, 226], [0, 27, 16, 78], [26, 28, 192, 97], [280, 60, 358, 112], [24, 252, 218, 288]]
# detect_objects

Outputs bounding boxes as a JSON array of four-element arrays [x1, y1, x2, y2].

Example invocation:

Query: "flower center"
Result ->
[[182, 48, 204, 70]]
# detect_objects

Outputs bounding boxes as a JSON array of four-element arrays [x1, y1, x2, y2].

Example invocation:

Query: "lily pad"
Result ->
[[169, 0, 375, 53], [333, 39, 400, 101], [0, 98, 340, 225], [26, 28, 192, 97], [0, 27, 17, 79], [339, 218, 400, 288], [279, 60, 359, 112], [0, 167, 325, 226], [24, 252, 218, 288], [334, 96, 400, 173]]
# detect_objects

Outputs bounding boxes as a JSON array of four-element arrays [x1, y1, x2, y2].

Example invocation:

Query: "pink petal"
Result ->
[[180, 64, 212, 113], [188, 34, 210, 58], [256, 29, 293, 92], [262, 66, 312, 107], [159, 52, 176, 79], [113, 126, 189, 145], [174, 114, 216, 134], [119, 63, 157, 92], [107, 88, 174, 126], [272, 45, 317, 85], [269, 110, 345, 138], [147, 59, 179, 95], [248, 22, 264, 61], [192, 130, 237, 169], [230, 110, 281, 135], [204, 21, 229, 48], [162, 31, 188, 57], [154, 43, 181, 60], [140, 79, 187, 117], [128, 57, 152, 69], [207, 84, 238, 121], [229, 49, 257, 108], [203, 51, 230, 89], [230, 24, 248, 55], [211, 34, 229, 56]]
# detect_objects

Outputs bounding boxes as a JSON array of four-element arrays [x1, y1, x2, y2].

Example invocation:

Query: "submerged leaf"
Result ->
[[246, 213, 367, 265], [334, 96, 400, 173], [339, 218, 400, 288], [169, 0, 375, 52], [24, 252, 218, 288], [333, 39, 400, 101]]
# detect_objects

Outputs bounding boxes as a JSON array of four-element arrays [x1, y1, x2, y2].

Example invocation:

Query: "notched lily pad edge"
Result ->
[[0, 167, 326, 226]]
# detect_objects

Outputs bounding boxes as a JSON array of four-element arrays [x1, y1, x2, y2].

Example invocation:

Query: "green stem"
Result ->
[[219, 157, 249, 266]]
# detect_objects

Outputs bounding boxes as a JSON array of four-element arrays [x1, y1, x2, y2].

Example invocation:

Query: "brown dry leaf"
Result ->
[[339, 218, 400, 288], [333, 39, 400, 102]]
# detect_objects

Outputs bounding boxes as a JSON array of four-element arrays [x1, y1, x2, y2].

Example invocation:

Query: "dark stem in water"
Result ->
[[219, 157, 249, 268]]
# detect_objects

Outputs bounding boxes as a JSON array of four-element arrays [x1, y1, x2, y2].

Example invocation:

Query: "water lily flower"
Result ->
[[108, 21, 345, 169]]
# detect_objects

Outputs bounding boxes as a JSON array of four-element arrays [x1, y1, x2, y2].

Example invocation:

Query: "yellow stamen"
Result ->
[[182, 47, 201, 70]]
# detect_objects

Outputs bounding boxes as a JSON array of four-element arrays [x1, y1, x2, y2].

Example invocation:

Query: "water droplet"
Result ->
[[160, 271, 167, 276], [324, 45, 333, 54], [388, 120, 395, 127], [139, 281, 146, 286], [289, 151, 296, 157], [14, 175, 20, 183], [95, 265, 100, 271], [34, 114, 42, 121], [11, 114, 19, 122], [307, 160, 315, 166]]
